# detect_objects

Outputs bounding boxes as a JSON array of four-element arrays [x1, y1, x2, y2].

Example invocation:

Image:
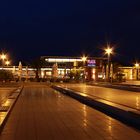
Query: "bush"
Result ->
[[115, 73, 125, 82], [0, 70, 14, 82]]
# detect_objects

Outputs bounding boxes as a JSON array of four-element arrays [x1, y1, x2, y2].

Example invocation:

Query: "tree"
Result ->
[[67, 69, 82, 81], [30, 58, 46, 81]]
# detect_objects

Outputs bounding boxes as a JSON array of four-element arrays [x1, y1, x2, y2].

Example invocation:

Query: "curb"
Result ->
[[87, 83, 140, 92], [0, 86, 24, 133], [52, 85, 140, 130]]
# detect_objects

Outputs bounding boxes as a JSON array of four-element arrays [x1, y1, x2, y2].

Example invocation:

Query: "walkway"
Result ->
[[0, 87, 16, 105], [122, 80, 140, 86], [59, 83, 140, 110], [0, 84, 140, 140]]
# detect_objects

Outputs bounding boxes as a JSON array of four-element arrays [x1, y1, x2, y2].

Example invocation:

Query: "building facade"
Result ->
[[41, 56, 107, 81], [119, 66, 140, 80], [0, 56, 108, 81]]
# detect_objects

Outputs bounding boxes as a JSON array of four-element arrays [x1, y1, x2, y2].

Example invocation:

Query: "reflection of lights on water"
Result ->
[[83, 119, 87, 127], [58, 94, 61, 98], [83, 105, 87, 127], [82, 85, 87, 96], [54, 90, 58, 93], [108, 125, 112, 132], [108, 117, 113, 135], [3, 100, 10, 106], [54, 90, 62, 98], [136, 97, 139, 109], [83, 87, 86, 93], [0, 113, 6, 125]]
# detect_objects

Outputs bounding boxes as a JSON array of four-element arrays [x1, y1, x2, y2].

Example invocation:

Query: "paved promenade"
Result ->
[[0, 84, 140, 140], [59, 83, 140, 110], [0, 87, 16, 105], [122, 80, 140, 86]]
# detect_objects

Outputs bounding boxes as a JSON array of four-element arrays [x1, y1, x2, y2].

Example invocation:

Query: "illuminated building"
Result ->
[[0, 56, 108, 81], [41, 56, 107, 81]]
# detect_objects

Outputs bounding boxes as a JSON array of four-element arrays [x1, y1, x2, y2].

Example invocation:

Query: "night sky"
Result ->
[[0, 0, 140, 64]]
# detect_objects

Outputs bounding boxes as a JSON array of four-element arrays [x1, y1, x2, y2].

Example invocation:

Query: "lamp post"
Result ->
[[0, 53, 6, 68], [82, 56, 87, 82], [82, 56, 87, 65], [135, 63, 139, 80], [105, 46, 113, 82]]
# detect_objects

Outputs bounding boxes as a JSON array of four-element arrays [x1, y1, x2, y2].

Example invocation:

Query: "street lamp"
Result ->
[[105, 46, 113, 81], [0, 53, 7, 68], [5, 60, 10, 66], [135, 63, 139, 80], [81, 56, 87, 82], [1, 53, 6, 60], [82, 56, 87, 64]]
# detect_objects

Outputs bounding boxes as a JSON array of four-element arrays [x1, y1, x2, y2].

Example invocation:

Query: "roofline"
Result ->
[[41, 56, 107, 60], [119, 67, 133, 69]]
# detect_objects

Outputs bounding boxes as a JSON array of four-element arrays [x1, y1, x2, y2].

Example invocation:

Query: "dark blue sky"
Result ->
[[0, 0, 140, 64]]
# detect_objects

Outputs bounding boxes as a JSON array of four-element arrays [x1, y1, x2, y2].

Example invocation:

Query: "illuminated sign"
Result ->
[[87, 60, 96, 67]]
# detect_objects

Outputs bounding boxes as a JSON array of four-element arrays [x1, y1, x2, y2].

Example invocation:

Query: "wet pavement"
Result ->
[[122, 80, 140, 86], [0, 84, 140, 140], [0, 87, 16, 105], [0, 87, 22, 129], [59, 84, 140, 110]]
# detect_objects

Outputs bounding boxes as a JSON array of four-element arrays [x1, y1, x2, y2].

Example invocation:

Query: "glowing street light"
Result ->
[[105, 47, 113, 56], [105, 45, 114, 82], [82, 56, 87, 62], [81, 55, 87, 82], [0, 53, 6, 60], [0, 53, 7, 68], [5, 60, 10, 66], [81, 55, 87, 67], [135, 63, 139, 68]]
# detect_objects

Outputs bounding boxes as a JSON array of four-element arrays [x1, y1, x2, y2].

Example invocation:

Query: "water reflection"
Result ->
[[107, 117, 113, 136], [83, 105, 87, 128], [54, 90, 62, 98], [3, 100, 10, 106], [0, 113, 6, 125], [82, 85, 87, 94], [79, 85, 88, 97], [58, 93, 61, 98], [136, 97, 140, 109]]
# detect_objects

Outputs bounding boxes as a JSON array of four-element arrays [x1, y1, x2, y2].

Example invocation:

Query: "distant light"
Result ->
[[41, 71, 44, 78], [1, 53, 6, 60], [81, 56, 87, 62], [92, 69, 95, 79], [135, 63, 139, 68], [5, 60, 10, 66], [105, 47, 113, 55]]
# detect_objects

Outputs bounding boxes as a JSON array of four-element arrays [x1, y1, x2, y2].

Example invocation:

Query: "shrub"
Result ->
[[0, 70, 14, 82]]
